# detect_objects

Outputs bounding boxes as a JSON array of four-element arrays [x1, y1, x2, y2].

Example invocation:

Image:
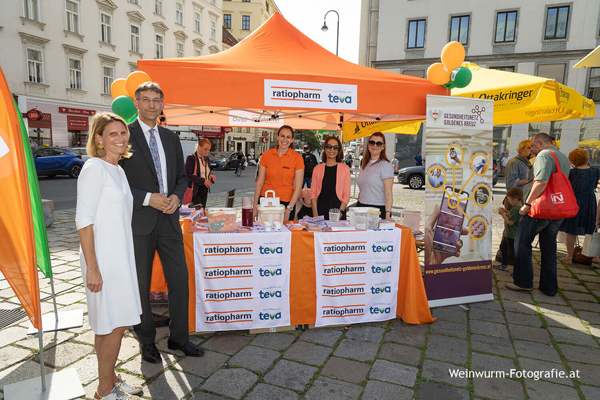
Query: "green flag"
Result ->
[[15, 101, 52, 278]]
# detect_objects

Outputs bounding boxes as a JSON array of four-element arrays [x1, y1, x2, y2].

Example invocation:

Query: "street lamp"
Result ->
[[321, 10, 340, 56]]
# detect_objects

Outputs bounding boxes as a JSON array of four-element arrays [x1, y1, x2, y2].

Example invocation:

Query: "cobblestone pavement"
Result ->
[[1, 181, 600, 399]]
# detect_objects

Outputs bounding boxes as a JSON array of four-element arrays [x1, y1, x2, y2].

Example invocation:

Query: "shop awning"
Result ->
[[137, 13, 445, 131], [573, 45, 600, 69]]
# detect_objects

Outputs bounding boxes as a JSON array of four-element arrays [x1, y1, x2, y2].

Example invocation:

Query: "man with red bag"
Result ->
[[506, 133, 572, 296]]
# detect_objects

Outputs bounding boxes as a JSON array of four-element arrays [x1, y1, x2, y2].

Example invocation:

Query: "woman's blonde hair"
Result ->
[[196, 138, 211, 151], [87, 112, 133, 159]]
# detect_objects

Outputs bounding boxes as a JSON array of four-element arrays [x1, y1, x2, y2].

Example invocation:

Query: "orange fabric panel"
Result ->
[[289, 230, 317, 325]]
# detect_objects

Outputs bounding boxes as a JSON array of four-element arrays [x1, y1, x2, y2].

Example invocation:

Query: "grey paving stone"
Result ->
[[117, 335, 142, 362], [18, 330, 76, 350], [0, 345, 33, 368], [532, 291, 568, 305], [0, 360, 55, 390], [505, 311, 543, 327], [145, 369, 203, 400], [189, 392, 230, 400], [473, 377, 525, 400], [264, 359, 317, 391], [524, 379, 578, 400], [545, 314, 587, 331], [538, 303, 577, 317], [417, 382, 469, 400], [344, 325, 385, 343], [518, 357, 573, 386], [502, 300, 539, 315], [174, 350, 230, 378], [202, 368, 258, 399], [230, 345, 280, 372], [250, 332, 295, 351], [425, 334, 468, 365], [471, 334, 516, 358], [562, 291, 597, 302], [378, 342, 421, 366], [561, 283, 589, 292], [36, 341, 93, 368], [68, 354, 98, 385], [500, 289, 534, 303], [321, 356, 371, 384], [300, 328, 342, 347], [333, 338, 379, 362], [0, 326, 29, 348], [471, 352, 516, 372], [431, 307, 467, 323], [469, 308, 506, 323], [421, 359, 468, 387], [568, 362, 600, 386], [430, 320, 468, 338], [508, 324, 551, 344], [579, 311, 600, 324], [571, 300, 600, 312], [202, 332, 252, 355], [362, 380, 414, 400], [245, 384, 299, 400], [121, 353, 177, 379], [558, 344, 600, 364], [470, 300, 503, 311], [284, 340, 331, 366], [304, 377, 362, 400], [581, 385, 600, 400], [369, 359, 418, 387], [385, 319, 428, 346], [548, 327, 598, 347], [470, 320, 510, 338], [513, 340, 562, 363]]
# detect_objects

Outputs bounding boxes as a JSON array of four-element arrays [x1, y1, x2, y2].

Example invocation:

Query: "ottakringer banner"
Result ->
[[424, 95, 495, 307], [193, 226, 291, 332], [313, 229, 401, 327]]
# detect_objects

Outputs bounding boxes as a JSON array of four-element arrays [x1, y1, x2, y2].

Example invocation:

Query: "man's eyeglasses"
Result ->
[[369, 140, 384, 147], [138, 98, 163, 106], [325, 144, 340, 150]]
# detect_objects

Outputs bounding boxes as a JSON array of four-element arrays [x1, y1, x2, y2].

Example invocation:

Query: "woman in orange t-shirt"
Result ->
[[253, 125, 304, 221]]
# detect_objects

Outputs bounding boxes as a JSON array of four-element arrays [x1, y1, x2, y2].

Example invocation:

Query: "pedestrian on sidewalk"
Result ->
[[495, 187, 523, 272], [302, 144, 318, 188], [76, 112, 143, 400], [185, 138, 215, 208]]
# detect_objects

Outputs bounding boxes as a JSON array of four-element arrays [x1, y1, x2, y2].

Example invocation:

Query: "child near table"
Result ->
[[495, 187, 523, 271]]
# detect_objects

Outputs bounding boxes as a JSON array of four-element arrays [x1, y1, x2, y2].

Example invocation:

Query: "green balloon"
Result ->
[[443, 82, 455, 89], [450, 67, 472, 88], [125, 113, 138, 124], [111, 96, 137, 119]]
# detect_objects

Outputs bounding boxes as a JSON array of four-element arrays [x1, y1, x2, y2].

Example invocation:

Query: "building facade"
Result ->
[[0, 0, 223, 147], [359, 0, 600, 168], [223, 0, 281, 42]]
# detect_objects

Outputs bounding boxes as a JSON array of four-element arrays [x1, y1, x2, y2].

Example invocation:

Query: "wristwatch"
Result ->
[[286, 205, 294, 211], [525, 203, 532, 207]]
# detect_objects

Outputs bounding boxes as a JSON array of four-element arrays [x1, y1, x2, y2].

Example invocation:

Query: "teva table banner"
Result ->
[[313, 229, 401, 327], [193, 226, 292, 331], [424, 95, 495, 307]]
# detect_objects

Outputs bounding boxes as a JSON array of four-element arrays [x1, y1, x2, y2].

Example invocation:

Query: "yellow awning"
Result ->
[[341, 120, 422, 142], [574, 45, 600, 68]]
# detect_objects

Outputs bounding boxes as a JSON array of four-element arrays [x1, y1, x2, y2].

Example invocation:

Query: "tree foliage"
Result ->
[[296, 129, 322, 151]]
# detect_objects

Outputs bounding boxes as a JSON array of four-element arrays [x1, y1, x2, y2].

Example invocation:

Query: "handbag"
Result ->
[[182, 155, 199, 205], [573, 237, 593, 265], [582, 229, 600, 257], [528, 150, 579, 220]]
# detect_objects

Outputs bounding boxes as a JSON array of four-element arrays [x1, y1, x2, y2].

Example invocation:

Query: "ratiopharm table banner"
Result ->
[[424, 95, 495, 307], [193, 226, 291, 332], [313, 229, 401, 327]]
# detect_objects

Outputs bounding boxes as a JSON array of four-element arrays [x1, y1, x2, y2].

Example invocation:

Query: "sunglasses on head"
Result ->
[[369, 140, 384, 147], [325, 144, 340, 150]]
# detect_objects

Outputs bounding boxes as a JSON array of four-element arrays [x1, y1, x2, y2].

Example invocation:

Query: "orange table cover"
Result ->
[[151, 221, 435, 331]]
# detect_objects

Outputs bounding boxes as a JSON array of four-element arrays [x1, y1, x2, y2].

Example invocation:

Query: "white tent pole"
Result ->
[[49, 277, 59, 321], [38, 328, 46, 391]]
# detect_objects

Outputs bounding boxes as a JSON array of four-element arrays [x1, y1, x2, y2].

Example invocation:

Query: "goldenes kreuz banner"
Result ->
[[193, 227, 291, 331], [313, 229, 401, 327]]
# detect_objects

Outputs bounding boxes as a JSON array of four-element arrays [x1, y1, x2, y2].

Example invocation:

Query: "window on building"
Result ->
[[245, 127, 250, 133], [266, 1, 269, 12], [129, 0, 138, 4], [545, 5, 569, 40], [155, 34, 164, 59], [407, 19, 426, 49], [103, 66, 114, 94], [66, 0, 80, 34], [242, 15, 250, 30], [100, 13, 112, 43], [211, 19, 217, 39], [242, 0, 250, 2], [155, 0, 163, 16], [449, 15, 469, 45], [489, 66, 515, 72], [194, 12, 201, 32], [537, 63, 566, 84], [211, 0, 215, 4], [195, 48, 202, 56], [495, 11, 517, 43], [130, 24, 140, 52], [587, 67, 600, 102], [23, 0, 40, 21], [69, 58, 82, 90], [176, 2, 184, 25], [403, 70, 425, 78], [176, 42, 184, 57], [224, 14, 231, 29], [27, 48, 43, 83]]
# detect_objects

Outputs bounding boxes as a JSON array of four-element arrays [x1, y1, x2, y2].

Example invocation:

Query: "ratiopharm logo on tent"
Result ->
[[264, 79, 357, 111]]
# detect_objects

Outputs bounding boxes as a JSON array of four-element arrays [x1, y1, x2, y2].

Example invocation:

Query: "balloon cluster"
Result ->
[[109, 71, 153, 122], [426, 42, 472, 89]]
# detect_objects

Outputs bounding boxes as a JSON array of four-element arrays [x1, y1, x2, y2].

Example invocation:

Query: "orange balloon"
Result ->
[[427, 63, 451, 86], [110, 78, 128, 99], [441, 41, 465, 71], [126, 71, 152, 98]]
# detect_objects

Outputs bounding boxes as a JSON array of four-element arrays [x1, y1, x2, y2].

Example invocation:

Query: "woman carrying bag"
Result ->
[[185, 138, 216, 207]]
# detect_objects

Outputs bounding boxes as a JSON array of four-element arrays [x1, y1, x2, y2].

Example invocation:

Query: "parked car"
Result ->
[[398, 163, 498, 189], [209, 152, 239, 170], [32, 146, 84, 178], [70, 147, 90, 162]]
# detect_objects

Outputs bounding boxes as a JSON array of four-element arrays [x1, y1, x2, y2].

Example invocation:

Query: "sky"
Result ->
[[273, 0, 361, 64]]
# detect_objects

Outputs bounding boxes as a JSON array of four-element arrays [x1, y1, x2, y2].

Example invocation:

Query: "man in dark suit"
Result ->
[[120, 82, 204, 363]]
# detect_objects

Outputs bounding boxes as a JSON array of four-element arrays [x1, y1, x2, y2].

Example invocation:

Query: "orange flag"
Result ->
[[0, 66, 42, 329]]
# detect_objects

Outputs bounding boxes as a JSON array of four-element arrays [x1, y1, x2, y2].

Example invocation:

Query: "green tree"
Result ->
[[296, 129, 321, 151]]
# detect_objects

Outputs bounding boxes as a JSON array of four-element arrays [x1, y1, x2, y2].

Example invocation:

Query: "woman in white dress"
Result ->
[[76, 112, 143, 400]]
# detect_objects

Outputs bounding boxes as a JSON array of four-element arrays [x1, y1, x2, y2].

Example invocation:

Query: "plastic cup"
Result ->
[[242, 197, 253, 227], [329, 209, 341, 222]]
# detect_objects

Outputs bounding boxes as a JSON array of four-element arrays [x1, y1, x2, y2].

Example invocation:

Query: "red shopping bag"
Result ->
[[529, 150, 578, 220]]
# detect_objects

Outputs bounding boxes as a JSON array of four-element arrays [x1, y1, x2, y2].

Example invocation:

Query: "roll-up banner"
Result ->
[[424, 95, 495, 307]]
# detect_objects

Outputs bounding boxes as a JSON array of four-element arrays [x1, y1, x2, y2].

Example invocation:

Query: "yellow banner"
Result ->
[[342, 120, 422, 142]]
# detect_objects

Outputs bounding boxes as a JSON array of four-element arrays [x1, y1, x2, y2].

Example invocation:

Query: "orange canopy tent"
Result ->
[[137, 13, 445, 130]]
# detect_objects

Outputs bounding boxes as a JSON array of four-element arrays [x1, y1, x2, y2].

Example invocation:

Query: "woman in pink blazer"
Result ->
[[311, 136, 351, 219]]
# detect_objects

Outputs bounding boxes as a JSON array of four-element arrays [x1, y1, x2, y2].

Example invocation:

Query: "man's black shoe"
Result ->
[[167, 340, 205, 357], [140, 343, 161, 363]]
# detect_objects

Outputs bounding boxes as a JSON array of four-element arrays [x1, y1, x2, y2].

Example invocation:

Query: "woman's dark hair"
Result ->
[[361, 132, 390, 169], [276, 125, 295, 150], [321, 136, 343, 163]]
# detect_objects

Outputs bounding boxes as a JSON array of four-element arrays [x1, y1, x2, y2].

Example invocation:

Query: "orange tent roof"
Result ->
[[138, 13, 446, 130]]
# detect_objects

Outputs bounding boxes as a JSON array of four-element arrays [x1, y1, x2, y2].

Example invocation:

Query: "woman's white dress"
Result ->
[[75, 158, 142, 335]]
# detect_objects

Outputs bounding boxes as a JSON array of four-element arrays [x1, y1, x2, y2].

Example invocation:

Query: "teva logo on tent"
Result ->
[[259, 268, 282, 277], [259, 290, 282, 299], [369, 306, 391, 314], [550, 192, 564, 204], [259, 311, 282, 320], [265, 79, 357, 110], [371, 286, 391, 294], [371, 265, 392, 273], [259, 246, 283, 254], [372, 244, 394, 252], [205, 310, 252, 324]]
